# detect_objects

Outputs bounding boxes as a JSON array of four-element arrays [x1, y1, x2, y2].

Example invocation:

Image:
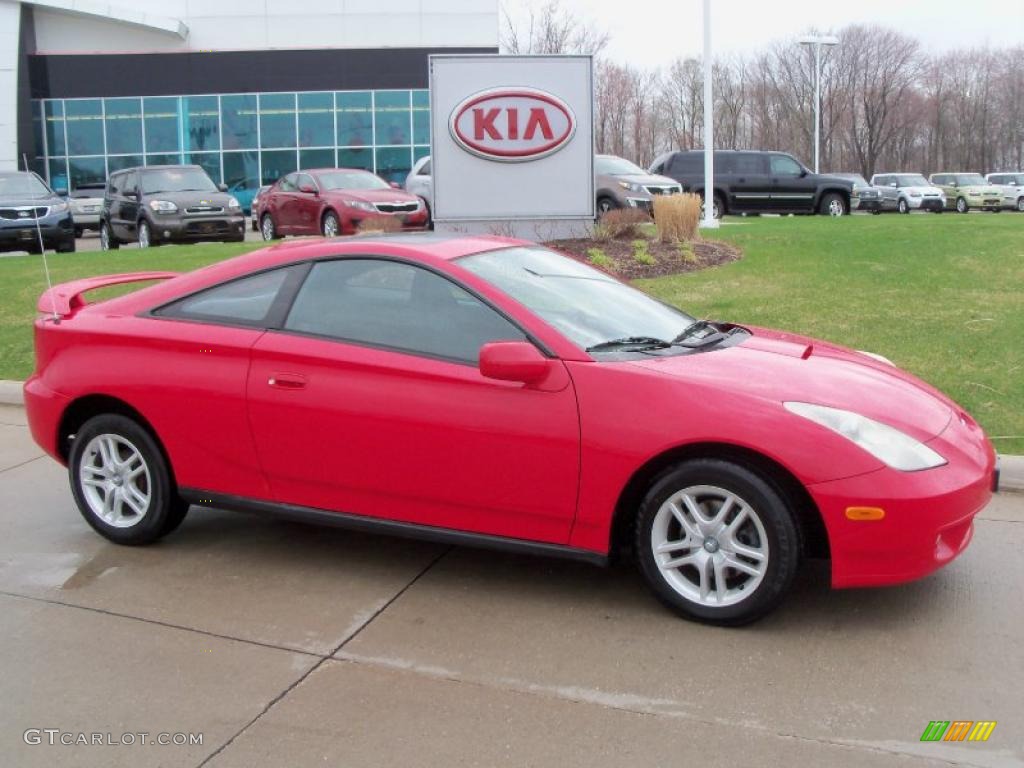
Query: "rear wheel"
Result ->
[[819, 193, 847, 216], [56, 237, 76, 253], [898, 198, 910, 214], [700, 193, 724, 219], [956, 197, 969, 214], [69, 414, 188, 545], [1017, 197, 1024, 212], [138, 219, 152, 248], [635, 459, 800, 625], [260, 213, 277, 241], [99, 221, 119, 250]]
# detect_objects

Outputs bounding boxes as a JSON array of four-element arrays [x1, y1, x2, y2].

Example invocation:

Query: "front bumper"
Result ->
[[0, 213, 75, 251], [343, 207, 429, 234], [808, 411, 995, 588], [853, 197, 883, 211], [907, 196, 944, 210], [147, 213, 246, 242], [965, 195, 1003, 209]]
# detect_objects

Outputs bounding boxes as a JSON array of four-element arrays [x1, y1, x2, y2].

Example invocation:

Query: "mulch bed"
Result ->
[[544, 236, 742, 279]]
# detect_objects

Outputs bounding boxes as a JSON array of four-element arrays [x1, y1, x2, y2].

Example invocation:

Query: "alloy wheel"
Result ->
[[100, 224, 110, 250], [322, 213, 339, 238], [78, 434, 152, 528], [651, 485, 768, 607], [1017, 198, 1024, 212], [956, 197, 968, 214], [138, 221, 151, 248], [828, 198, 845, 216], [261, 215, 275, 241]]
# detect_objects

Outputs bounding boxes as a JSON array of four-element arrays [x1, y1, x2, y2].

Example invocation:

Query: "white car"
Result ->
[[67, 183, 106, 236], [985, 172, 1024, 212], [869, 173, 945, 214], [404, 156, 433, 225]]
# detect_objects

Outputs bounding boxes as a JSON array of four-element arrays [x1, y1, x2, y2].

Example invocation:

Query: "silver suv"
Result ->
[[985, 172, 1024, 212], [869, 173, 945, 214], [595, 154, 680, 214]]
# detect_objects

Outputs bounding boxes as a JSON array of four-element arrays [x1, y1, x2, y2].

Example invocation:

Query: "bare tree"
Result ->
[[501, 0, 609, 55]]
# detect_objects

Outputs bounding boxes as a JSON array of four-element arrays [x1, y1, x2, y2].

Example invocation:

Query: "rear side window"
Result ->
[[155, 267, 298, 326], [669, 153, 702, 175], [734, 153, 766, 174], [283, 259, 525, 363]]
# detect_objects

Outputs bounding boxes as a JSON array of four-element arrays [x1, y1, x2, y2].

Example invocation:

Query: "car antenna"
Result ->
[[23, 154, 60, 325]]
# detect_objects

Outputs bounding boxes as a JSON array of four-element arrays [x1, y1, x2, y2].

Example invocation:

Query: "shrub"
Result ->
[[586, 247, 614, 269], [632, 239, 655, 265], [653, 193, 701, 243], [593, 207, 651, 241], [678, 240, 698, 264], [356, 216, 403, 234]]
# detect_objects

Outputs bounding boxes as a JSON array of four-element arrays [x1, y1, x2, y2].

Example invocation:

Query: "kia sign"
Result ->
[[449, 88, 576, 162], [430, 55, 594, 237]]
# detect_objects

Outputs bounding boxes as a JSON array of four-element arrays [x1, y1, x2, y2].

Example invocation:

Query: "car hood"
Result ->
[[325, 188, 420, 204], [145, 191, 236, 207], [628, 327, 955, 442], [0, 193, 63, 206], [610, 173, 680, 187], [815, 174, 854, 188]]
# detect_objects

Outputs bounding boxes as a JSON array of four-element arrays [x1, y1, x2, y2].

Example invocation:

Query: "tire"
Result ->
[[251, 217, 260, 232], [99, 221, 119, 250], [698, 193, 723, 220], [1017, 198, 1024, 213], [138, 219, 153, 248], [871, 210, 881, 215], [897, 198, 910, 214], [260, 213, 277, 241], [74, 227, 84, 238], [68, 414, 189, 545], [321, 210, 340, 238], [819, 192, 847, 217], [596, 196, 619, 215], [56, 238, 76, 253], [635, 459, 800, 626], [956, 197, 969, 214]]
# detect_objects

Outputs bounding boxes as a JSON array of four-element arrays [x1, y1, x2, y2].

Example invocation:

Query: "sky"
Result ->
[[504, 0, 1024, 69]]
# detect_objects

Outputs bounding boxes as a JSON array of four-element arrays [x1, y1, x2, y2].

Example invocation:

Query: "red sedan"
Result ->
[[257, 168, 428, 240], [24, 236, 997, 624]]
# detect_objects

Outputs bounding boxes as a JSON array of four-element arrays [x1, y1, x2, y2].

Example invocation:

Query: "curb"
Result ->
[[1, 378, 1022, 492]]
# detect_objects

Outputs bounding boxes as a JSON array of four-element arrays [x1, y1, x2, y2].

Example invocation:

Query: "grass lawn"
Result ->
[[1, 213, 1021, 453], [636, 214, 1024, 454]]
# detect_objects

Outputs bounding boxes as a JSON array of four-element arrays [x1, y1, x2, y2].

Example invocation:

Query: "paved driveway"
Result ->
[[1, 403, 1021, 767]]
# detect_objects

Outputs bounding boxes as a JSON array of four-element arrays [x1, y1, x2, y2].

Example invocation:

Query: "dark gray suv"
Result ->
[[100, 165, 245, 250]]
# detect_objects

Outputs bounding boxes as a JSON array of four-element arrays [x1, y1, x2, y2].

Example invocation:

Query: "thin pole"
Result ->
[[813, 42, 821, 173], [700, 0, 718, 229]]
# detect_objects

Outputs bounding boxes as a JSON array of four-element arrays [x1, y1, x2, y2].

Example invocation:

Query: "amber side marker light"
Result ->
[[846, 506, 886, 521]]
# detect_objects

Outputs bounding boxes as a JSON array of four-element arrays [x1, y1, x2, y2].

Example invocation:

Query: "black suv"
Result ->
[[0, 171, 75, 254], [649, 150, 853, 218], [100, 165, 245, 250]]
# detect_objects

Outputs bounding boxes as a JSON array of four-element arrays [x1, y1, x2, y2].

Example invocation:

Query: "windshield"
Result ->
[[896, 175, 929, 187], [0, 172, 53, 199], [596, 156, 647, 176], [954, 174, 987, 186], [141, 168, 217, 194], [458, 246, 695, 352], [318, 171, 390, 191]]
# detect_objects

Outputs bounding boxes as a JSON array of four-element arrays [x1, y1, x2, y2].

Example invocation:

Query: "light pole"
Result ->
[[700, 0, 718, 229], [798, 35, 838, 174]]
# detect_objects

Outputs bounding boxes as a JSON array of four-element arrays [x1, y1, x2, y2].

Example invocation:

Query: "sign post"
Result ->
[[429, 54, 594, 240]]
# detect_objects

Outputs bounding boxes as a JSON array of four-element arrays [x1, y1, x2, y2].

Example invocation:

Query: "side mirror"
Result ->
[[389, 181, 401, 189], [479, 341, 550, 385], [298, 183, 317, 194], [799, 168, 808, 177], [217, 183, 228, 192]]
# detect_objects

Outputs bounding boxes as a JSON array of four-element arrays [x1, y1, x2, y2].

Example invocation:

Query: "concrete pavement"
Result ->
[[1, 402, 1022, 767]]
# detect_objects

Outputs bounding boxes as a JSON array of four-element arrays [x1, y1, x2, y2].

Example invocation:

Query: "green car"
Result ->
[[929, 173, 1004, 213]]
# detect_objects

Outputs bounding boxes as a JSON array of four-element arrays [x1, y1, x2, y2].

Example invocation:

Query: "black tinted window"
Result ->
[[734, 153, 766, 174], [670, 153, 702, 174], [284, 259, 525, 363], [157, 267, 295, 325]]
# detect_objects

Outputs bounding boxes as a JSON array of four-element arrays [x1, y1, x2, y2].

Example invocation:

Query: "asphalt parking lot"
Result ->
[[1, 402, 1022, 768]]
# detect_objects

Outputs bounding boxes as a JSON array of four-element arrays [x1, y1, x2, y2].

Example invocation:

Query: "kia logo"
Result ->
[[18, 211, 30, 218], [449, 87, 575, 162]]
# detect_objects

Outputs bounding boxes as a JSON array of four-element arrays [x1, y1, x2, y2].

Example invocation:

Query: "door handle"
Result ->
[[268, 373, 307, 390]]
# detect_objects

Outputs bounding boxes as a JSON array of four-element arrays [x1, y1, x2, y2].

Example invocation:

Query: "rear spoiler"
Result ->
[[37, 272, 179, 318]]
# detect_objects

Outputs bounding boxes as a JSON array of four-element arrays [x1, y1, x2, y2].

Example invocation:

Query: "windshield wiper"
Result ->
[[673, 320, 733, 349], [586, 336, 673, 353]]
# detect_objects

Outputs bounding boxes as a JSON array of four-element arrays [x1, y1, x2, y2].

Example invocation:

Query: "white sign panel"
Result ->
[[430, 55, 594, 230]]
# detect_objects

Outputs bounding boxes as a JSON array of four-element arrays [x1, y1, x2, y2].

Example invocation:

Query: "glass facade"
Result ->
[[33, 89, 430, 212]]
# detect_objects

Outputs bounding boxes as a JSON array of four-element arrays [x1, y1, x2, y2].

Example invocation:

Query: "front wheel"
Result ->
[[69, 414, 188, 545], [138, 219, 153, 248], [99, 221, 119, 250], [321, 210, 340, 238], [635, 459, 800, 625], [819, 192, 847, 217], [596, 196, 619, 216], [898, 198, 910, 214], [956, 197, 969, 214], [260, 213, 278, 241], [1017, 198, 1024, 213]]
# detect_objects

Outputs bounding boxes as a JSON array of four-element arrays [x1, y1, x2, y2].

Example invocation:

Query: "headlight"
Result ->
[[148, 200, 178, 213], [909, 191, 922, 198], [784, 402, 947, 471], [347, 200, 376, 212], [617, 181, 643, 192], [227, 197, 241, 209], [50, 201, 69, 213]]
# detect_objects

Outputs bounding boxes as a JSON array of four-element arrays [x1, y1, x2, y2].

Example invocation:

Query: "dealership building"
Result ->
[[0, 0, 498, 205]]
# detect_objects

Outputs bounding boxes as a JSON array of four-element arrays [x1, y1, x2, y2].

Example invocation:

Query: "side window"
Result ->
[[296, 173, 316, 191], [716, 153, 735, 174], [284, 259, 526, 363], [932, 175, 946, 185], [122, 171, 138, 195], [108, 173, 122, 196], [734, 153, 767, 175], [155, 267, 297, 326], [279, 173, 298, 192], [670, 153, 701, 175], [769, 155, 803, 176], [419, 160, 431, 176]]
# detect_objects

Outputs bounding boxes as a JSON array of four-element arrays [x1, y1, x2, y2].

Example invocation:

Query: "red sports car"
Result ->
[[257, 168, 428, 241], [24, 235, 997, 624]]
